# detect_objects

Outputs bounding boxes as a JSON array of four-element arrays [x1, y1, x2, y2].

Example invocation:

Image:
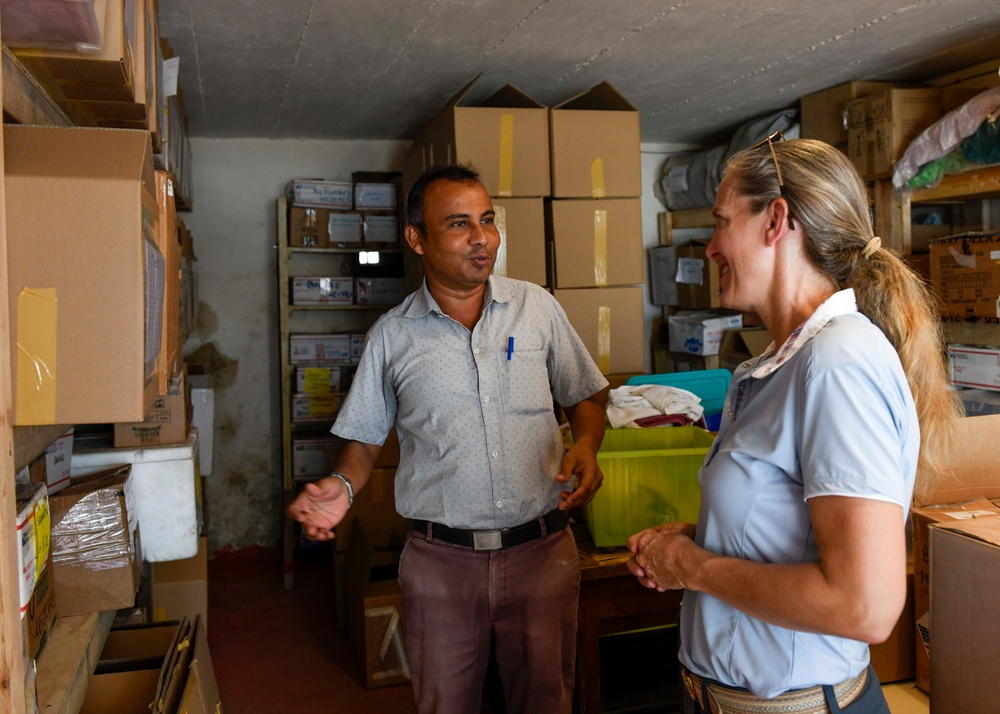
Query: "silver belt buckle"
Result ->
[[472, 530, 502, 551]]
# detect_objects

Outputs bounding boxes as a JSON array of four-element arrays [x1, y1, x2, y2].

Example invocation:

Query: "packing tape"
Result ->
[[593, 209, 608, 287], [597, 305, 611, 374], [498, 114, 514, 197], [16, 288, 58, 424], [590, 158, 606, 198], [493, 205, 508, 277]]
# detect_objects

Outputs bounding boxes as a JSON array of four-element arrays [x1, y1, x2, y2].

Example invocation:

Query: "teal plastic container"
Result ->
[[582, 426, 715, 548]]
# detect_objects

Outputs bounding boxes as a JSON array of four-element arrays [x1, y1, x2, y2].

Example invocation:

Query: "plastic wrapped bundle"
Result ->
[[0, 0, 102, 52]]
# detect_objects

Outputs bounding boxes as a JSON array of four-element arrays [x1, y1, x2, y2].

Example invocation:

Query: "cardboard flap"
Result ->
[[915, 414, 1000, 507], [935, 515, 1000, 547], [479, 84, 545, 109], [440, 73, 484, 109], [4, 126, 154, 188], [555, 81, 636, 111]]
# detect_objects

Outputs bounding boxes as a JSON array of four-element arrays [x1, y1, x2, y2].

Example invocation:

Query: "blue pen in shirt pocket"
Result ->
[[507, 336, 514, 361]]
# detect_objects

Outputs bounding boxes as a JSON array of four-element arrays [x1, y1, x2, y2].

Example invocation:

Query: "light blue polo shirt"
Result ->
[[332, 275, 608, 530], [679, 289, 919, 698]]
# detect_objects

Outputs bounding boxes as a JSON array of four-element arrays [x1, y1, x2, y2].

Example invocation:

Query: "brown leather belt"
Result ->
[[681, 665, 867, 714], [411, 508, 569, 551]]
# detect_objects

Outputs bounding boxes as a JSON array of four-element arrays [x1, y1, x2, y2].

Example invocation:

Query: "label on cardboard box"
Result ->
[[287, 180, 353, 209], [292, 277, 353, 305], [296, 366, 341, 394], [354, 183, 397, 209], [292, 394, 342, 422], [363, 214, 399, 244], [290, 334, 352, 364], [328, 213, 362, 246], [355, 278, 406, 306]]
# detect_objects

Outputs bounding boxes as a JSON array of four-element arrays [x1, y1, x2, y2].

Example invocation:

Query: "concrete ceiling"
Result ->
[[157, 0, 1000, 146]]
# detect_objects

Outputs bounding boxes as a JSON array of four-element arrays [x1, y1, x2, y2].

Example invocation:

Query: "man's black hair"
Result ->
[[406, 164, 483, 235]]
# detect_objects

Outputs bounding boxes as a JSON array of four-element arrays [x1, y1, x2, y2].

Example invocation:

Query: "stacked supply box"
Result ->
[[846, 87, 976, 180], [929, 232, 1000, 321], [548, 82, 645, 374], [289, 335, 359, 423], [799, 81, 894, 154], [352, 171, 403, 249], [5, 124, 163, 425], [407, 76, 550, 286]]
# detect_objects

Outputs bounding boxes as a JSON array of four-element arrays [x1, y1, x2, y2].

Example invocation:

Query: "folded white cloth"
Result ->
[[606, 384, 704, 429]]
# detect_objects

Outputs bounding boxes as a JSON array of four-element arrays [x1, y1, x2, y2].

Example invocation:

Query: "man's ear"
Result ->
[[404, 225, 425, 255]]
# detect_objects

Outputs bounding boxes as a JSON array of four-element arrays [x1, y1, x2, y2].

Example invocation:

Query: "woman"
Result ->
[[627, 135, 962, 713]]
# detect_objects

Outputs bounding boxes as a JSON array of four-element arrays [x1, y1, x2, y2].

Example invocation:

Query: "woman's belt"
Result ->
[[681, 665, 867, 714]]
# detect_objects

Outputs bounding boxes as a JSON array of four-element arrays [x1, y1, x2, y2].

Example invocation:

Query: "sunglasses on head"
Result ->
[[748, 130, 794, 229]]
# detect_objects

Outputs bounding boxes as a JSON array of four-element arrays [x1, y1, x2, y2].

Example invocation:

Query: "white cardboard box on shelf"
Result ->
[[70, 429, 200, 562], [286, 179, 353, 209], [948, 345, 1000, 391], [290, 334, 352, 364]]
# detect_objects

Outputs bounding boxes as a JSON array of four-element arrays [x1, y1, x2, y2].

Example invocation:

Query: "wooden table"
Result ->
[[574, 522, 683, 713]]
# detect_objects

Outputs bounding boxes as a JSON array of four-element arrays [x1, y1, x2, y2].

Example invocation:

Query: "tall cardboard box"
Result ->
[[114, 368, 190, 448], [492, 197, 546, 286], [151, 537, 208, 628], [928, 517, 1000, 712], [549, 82, 641, 198], [155, 170, 182, 383], [799, 81, 894, 151], [344, 523, 410, 688], [420, 76, 550, 198], [553, 286, 645, 375], [4, 124, 162, 425], [909, 413, 1000, 694], [548, 199, 643, 288]]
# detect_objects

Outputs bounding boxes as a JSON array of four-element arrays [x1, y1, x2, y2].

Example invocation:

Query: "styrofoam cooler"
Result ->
[[70, 429, 200, 562]]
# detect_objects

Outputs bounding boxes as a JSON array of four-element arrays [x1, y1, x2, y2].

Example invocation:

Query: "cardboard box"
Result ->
[[355, 278, 406, 306], [4, 124, 161, 425], [910, 498, 1000, 693], [291, 394, 343, 422], [81, 617, 220, 714], [188, 375, 215, 477], [948, 344, 1000, 391], [550, 82, 641, 198], [553, 286, 645, 375], [295, 366, 343, 394], [286, 179, 353, 208], [151, 537, 208, 627], [929, 232, 1000, 320], [800, 81, 894, 150], [719, 328, 773, 373], [490, 197, 546, 286], [548, 198, 643, 288], [847, 88, 973, 180], [289, 334, 352, 364], [292, 439, 340, 480], [0, 0, 102, 51], [154, 170, 182, 385], [957, 387, 1000, 416], [21, 555, 56, 661], [668, 312, 744, 356], [420, 76, 550, 198], [675, 241, 721, 309], [29, 428, 75, 495], [344, 523, 411, 688], [291, 277, 354, 305], [649, 246, 679, 306], [50, 465, 142, 616], [928, 517, 1000, 711], [114, 368, 190, 447], [288, 206, 330, 247], [16, 482, 50, 616], [13, 0, 140, 90]]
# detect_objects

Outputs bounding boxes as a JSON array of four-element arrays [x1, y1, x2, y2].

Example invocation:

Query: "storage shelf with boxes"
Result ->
[[277, 171, 408, 589]]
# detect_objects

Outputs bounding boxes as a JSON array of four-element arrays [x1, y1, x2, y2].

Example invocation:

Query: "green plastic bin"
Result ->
[[582, 426, 715, 548]]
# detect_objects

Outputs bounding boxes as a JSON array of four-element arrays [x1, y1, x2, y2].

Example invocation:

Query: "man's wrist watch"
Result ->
[[329, 471, 354, 508]]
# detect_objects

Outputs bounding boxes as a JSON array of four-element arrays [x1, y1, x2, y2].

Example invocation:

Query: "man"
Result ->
[[289, 164, 609, 713]]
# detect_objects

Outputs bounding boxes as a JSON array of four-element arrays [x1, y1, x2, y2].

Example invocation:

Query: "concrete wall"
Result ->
[[183, 138, 698, 552], [182, 138, 409, 552]]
